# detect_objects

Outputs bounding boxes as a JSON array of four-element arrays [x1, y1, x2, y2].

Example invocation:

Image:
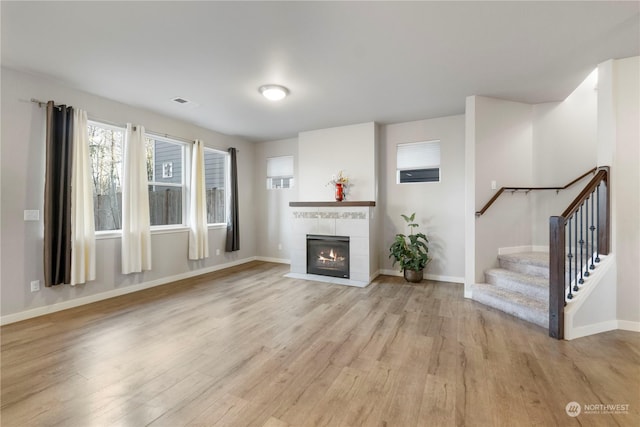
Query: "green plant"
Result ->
[[389, 213, 430, 272]]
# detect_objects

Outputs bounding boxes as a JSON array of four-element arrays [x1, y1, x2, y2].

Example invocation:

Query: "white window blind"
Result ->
[[267, 156, 294, 177], [266, 155, 294, 189], [397, 140, 440, 170]]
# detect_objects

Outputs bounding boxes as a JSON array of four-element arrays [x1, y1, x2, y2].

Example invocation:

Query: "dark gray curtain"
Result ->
[[225, 147, 240, 252], [44, 101, 74, 287]]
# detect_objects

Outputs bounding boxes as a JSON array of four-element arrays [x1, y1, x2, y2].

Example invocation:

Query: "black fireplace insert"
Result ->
[[306, 234, 350, 279]]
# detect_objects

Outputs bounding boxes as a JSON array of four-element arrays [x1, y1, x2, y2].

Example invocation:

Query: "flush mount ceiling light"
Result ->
[[259, 84, 289, 101]]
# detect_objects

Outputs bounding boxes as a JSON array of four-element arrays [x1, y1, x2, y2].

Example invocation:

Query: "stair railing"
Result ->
[[549, 166, 610, 339], [475, 167, 597, 217]]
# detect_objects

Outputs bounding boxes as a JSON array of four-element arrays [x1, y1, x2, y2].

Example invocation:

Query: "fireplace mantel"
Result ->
[[289, 201, 375, 207]]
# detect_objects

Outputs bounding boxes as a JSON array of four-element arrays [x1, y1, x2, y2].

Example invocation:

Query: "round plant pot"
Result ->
[[403, 268, 424, 283]]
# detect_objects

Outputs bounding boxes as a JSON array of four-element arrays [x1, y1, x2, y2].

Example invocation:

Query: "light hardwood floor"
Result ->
[[1, 261, 638, 426]]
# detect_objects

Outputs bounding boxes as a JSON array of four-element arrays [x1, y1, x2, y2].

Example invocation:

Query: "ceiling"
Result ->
[[2, 1, 639, 142]]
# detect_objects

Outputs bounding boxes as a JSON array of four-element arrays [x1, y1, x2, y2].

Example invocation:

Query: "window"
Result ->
[[266, 155, 294, 189], [396, 140, 440, 183], [88, 121, 226, 231], [203, 148, 227, 225], [146, 135, 187, 227], [88, 121, 124, 231]]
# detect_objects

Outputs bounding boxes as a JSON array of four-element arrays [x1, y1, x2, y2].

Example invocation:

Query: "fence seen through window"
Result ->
[[89, 122, 124, 231], [88, 122, 228, 231], [146, 136, 186, 226]]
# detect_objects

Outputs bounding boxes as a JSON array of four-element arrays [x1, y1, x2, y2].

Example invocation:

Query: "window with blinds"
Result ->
[[396, 140, 440, 183], [266, 155, 294, 189]]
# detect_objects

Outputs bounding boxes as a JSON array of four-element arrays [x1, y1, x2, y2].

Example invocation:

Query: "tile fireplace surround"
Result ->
[[286, 201, 379, 287]]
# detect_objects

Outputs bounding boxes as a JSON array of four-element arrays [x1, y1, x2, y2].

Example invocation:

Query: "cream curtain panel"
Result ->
[[70, 109, 96, 285], [188, 140, 209, 260], [121, 124, 152, 274]]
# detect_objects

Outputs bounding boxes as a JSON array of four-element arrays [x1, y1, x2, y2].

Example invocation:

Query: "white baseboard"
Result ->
[[553, 319, 639, 340], [617, 320, 640, 332], [379, 269, 464, 284], [565, 320, 619, 340], [369, 270, 381, 283], [255, 256, 290, 264], [0, 256, 258, 326]]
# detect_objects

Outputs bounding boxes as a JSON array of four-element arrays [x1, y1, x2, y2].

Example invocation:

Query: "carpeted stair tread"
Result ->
[[484, 268, 548, 302], [472, 283, 548, 329], [499, 251, 549, 267]]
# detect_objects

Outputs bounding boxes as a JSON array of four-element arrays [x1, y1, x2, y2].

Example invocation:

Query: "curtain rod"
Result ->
[[31, 98, 204, 146], [31, 98, 64, 110], [31, 98, 239, 152]]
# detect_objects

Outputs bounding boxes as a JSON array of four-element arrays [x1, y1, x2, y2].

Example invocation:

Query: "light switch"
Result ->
[[491, 180, 497, 190], [24, 210, 40, 221]]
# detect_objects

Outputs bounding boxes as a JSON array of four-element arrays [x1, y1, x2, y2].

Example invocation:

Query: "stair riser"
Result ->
[[499, 259, 549, 279], [485, 273, 548, 302], [472, 292, 548, 329]]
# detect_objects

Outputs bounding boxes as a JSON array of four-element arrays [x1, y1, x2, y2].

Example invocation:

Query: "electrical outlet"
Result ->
[[24, 210, 40, 221], [30, 280, 40, 292], [491, 180, 497, 190], [216, 249, 220, 256], [278, 243, 282, 251]]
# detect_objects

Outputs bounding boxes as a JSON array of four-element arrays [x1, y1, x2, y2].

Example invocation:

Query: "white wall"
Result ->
[[1, 68, 256, 320], [611, 57, 640, 325], [589, 57, 640, 330], [254, 138, 298, 262], [471, 96, 534, 281], [531, 69, 598, 246], [276, 116, 465, 282], [568, 258, 618, 339], [298, 122, 377, 202], [380, 115, 465, 281]]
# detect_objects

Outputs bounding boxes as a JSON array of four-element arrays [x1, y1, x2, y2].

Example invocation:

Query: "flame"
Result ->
[[317, 248, 345, 263]]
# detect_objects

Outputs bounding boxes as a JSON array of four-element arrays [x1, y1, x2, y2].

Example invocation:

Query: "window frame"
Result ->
[[203, 146, 229, 227], [88, 119, 126, 236], [86, 121, 232, 236], [145, 133, 189, 231], [396, 139, 441, 184]]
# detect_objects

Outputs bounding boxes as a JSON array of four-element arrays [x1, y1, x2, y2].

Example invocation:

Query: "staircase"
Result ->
[[472, 252, 549, 329]]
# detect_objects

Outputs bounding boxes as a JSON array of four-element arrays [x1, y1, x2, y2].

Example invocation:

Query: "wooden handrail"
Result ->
[[561, 167, 609, 218], [475, 167, 597, 217]]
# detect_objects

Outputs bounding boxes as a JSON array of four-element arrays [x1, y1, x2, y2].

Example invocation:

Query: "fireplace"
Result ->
[[306, 234, 350, 279]]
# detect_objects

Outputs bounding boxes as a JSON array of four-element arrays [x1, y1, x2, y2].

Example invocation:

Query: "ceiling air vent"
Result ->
[[172, 97, 190, 104]]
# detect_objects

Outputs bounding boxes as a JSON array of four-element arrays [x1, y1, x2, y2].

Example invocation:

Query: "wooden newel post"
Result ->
[[549, 216, 566, 339]]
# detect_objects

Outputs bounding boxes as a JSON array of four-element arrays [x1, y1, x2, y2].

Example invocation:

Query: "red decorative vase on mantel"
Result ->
[[335, 183, 344, 202]]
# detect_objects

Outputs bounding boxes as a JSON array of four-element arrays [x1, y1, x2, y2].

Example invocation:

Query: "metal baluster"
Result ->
[[574, 211, 580, 292], [578, 204, 584, 285], [595, 183, 601, 263], [582, 197, 591, 277], [567, 217, 573, 300], [590, 190, 596, 269], [582, 196, 593, 277]]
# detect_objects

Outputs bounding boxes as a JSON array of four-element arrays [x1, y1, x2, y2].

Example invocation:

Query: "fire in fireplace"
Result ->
[[306, 234, 350, 279]]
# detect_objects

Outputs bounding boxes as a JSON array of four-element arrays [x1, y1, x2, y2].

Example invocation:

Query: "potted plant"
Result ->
[[389, 213, 430, 283]]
